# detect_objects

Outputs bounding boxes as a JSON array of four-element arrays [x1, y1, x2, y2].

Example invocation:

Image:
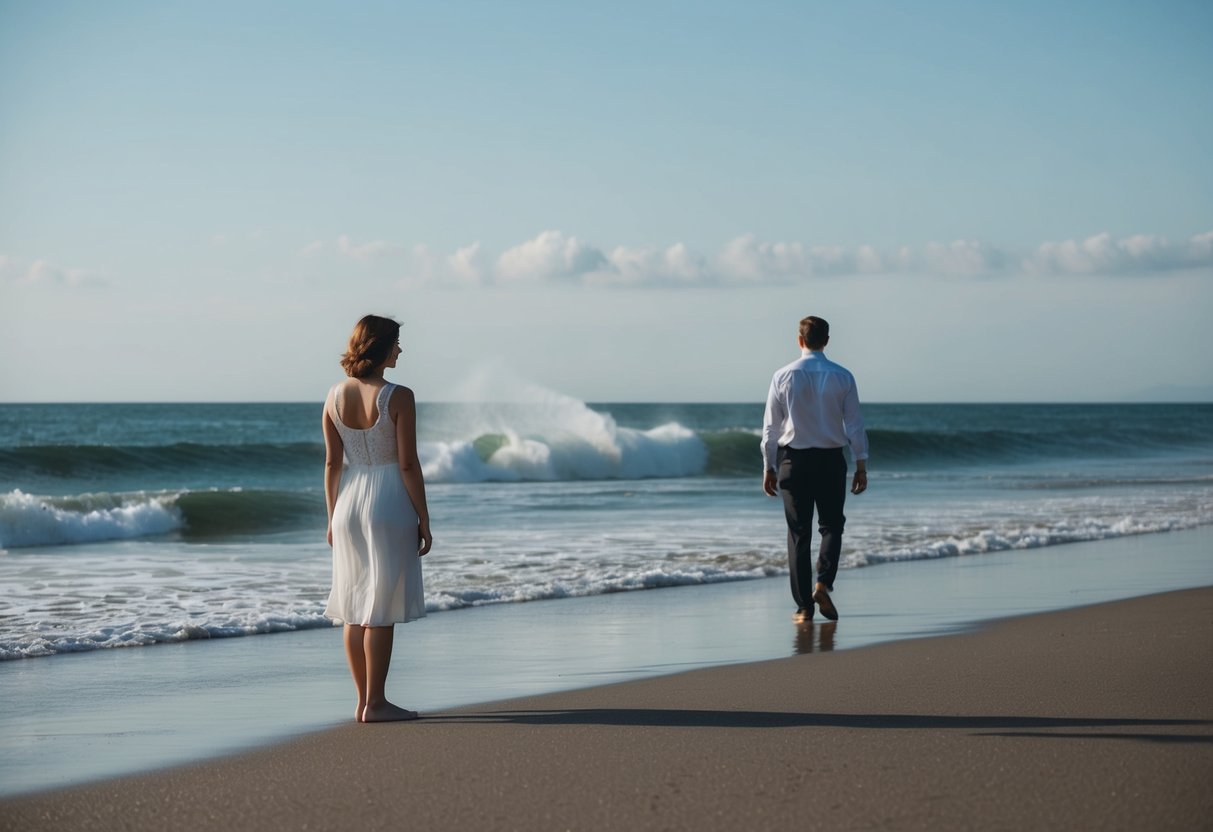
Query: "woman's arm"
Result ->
[[392, 386, 432, 556], [322, 391, 345, 546]]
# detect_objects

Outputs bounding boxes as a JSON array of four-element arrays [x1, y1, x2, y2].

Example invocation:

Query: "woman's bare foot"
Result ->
[[356, 701, 366, 722], [362, 701, 419, 723]]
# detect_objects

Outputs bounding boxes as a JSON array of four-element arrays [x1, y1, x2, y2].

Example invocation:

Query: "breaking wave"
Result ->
[[0, 489, 320, 548]]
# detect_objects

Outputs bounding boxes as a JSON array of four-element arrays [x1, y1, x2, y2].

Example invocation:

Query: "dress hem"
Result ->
[[325, 613, 426, 626]]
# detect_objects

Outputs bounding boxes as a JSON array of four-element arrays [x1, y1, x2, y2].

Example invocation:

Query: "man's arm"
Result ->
[[843, 375, 868, 494], [761, 376, 784, 496]]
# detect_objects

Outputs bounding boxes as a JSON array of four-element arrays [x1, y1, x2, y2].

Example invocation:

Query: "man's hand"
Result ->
[[763, 469, 778, 497], [851, 470, 868, 495]]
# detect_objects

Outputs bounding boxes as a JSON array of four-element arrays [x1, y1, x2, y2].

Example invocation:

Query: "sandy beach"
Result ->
[[3, 583, 1210, 831]]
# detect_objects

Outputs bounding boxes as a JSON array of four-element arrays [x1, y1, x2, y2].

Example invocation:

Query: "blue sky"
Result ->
[[2, 0, 1210, 402]]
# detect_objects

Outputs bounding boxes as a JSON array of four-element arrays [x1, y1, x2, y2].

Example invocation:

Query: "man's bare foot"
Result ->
[[793, 608, 813, 623], [362, 701, 419, 723], [812, 585, 839, 621]]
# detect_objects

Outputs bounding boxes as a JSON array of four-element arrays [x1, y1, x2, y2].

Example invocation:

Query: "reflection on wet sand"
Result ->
[[794, 621, 836, 655]]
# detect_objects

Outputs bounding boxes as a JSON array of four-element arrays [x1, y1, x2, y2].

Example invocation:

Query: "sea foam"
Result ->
[[421, 422, 707, 483], [417, 383, 710, 481], [0, 490, 184, 548], [3, 503, 1209, 659], [0, 488, 322, 549]]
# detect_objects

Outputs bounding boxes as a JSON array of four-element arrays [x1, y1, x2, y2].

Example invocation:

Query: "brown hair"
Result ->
[[799, 316, 829, 350], [340, 314, 401, 378]]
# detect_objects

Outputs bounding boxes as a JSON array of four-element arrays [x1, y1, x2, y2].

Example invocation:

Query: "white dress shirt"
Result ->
[[762, 350, 869, 471]]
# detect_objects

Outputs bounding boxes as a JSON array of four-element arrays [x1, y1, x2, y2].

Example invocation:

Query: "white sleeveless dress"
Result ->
[[323, 382, 426, 626]]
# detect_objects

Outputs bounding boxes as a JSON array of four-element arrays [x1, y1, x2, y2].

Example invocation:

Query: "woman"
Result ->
[[322, 314, 433, 722]]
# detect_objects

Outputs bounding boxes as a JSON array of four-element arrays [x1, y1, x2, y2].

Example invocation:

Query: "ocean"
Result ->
[[2, 397, 1211, 662]]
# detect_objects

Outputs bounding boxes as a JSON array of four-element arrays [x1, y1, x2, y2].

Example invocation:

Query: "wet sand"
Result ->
[[4, 524, 1211, 798], [3, 585, 1210, 831]]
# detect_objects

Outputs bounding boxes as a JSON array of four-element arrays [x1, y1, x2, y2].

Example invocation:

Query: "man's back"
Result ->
[[762, 351, 867, 468]]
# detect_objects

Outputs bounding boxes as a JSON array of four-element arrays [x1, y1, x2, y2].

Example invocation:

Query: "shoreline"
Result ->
[[3, 585, 1210, 830], [1, 524, 1211, 805]]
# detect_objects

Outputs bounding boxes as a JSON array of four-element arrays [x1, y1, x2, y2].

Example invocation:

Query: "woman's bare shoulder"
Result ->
[[388, 384, 415, 415], [325, 380, 350, 403]]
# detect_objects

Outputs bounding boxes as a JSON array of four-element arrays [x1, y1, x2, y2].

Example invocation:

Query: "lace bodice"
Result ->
[[328, 382, 398, 466]]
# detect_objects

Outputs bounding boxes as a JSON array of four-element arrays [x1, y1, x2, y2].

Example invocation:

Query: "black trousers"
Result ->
[[777, 446, 847, 609]]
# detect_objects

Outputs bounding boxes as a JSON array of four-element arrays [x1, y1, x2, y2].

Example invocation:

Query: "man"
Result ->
[[762, 316, 868, 622]]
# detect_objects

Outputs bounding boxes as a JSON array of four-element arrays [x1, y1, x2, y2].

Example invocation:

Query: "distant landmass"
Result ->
[[1128, 384, 1213, 402]]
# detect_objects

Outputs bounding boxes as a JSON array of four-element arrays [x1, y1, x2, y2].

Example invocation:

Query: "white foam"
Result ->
[[417, 373, 708, 482], [0, 611, 336, 660], [2, 479, 1210, 660], [0, 490, 184, 548], [0, 543, 339, 660], [418, 423, 706, 483], [845, 509, 1212, 567]]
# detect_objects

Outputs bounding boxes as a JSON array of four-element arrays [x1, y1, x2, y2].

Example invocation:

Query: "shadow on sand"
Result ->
[[418, 709, 1213, 745]]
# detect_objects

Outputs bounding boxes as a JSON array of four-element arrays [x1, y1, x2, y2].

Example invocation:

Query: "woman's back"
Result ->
[[328, 381, 398, 467]]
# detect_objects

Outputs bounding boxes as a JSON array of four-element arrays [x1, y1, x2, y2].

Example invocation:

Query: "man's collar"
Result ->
[[801, 349, 826, 358]]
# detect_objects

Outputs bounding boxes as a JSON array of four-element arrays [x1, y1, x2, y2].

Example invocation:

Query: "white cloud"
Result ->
[[496, 230, 608, 282], [491, 233, 892, 285], [447, 242, 484, 285], [335, 234, 407, 262], [600, 242, 707, 286], [1191, 230, 1213, 260], [1029, 231, 1213, 275], [296, 236, 486, 286], [291, 228, 1213, 290], [717, 234, 808, 281], [489, 229, 1213, 285], [855, 245, 884, 274], [920, 240, 1010, 275], [395, 242, 487, 288], [805, 243, 887, 276]]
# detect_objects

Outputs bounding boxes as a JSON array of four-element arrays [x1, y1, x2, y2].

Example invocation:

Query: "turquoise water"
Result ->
[[1, 400, 1211, 659]]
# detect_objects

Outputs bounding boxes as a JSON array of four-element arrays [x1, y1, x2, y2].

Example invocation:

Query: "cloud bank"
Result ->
[[1028, 231, 1213, 275], [296, 229, 1213, 287]]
